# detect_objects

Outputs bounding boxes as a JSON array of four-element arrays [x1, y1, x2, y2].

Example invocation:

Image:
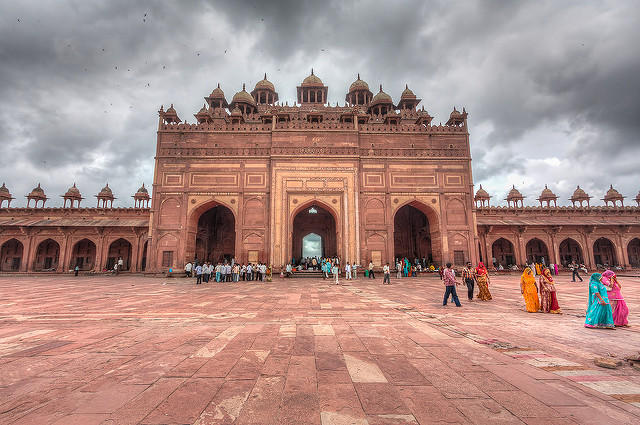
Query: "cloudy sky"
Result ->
[[1, 0, 639, 207]]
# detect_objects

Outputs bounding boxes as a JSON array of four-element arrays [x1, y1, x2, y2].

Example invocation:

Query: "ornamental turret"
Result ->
[[205, 83, 228, 110], [26, 183, 47, 208], [0, 183, 14, 208], [229, 84, 257, 115], [159, 104, 181, 125], [61, 183, 83, 208], [570, 185, 591, 207], [133, 183, 150, 208], [251, 74, 278, 105], [537, 185, 558, 207], [368, 85, 395, 115], [446, 107, 467, 127], [474, 185, 491, 208], [297, 69, 327, 105], [397, 84, 421, 111], [505, 185, 524, 208], [602, 185, 624, 207], [96, 183, 115, 208], [345, 74, 372, 106]]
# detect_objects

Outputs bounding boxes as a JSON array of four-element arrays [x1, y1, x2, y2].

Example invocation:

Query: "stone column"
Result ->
[[21, 233, 33, 272]]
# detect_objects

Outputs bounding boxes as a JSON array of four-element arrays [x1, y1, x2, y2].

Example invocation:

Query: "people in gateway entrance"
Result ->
[[368, 261, 375, 279]]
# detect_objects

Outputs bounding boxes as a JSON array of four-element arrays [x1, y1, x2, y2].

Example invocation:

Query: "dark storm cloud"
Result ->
[[0, 0, 639, 206]]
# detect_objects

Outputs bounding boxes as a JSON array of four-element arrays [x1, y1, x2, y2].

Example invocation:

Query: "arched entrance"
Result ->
[[71, 239, 96, 271], [107, 238, 132, 271], [1, 239, 23, 271], [195, 205, 235, 263], [559, 238, 584, 266], [627, 238, 640, 268], [593, 237, 617, 267], [491, 238, 515, 268], [292, 204, 336, 263], [34, 239, 60, 271], [526, 238, 550, 264], [394, 204, 432, 263]]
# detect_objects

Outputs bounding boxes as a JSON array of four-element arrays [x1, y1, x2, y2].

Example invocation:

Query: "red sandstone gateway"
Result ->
[[1, 72, 639, 273]]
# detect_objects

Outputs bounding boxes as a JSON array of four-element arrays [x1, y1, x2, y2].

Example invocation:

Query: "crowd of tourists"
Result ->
[[184, 260, 272, 284]]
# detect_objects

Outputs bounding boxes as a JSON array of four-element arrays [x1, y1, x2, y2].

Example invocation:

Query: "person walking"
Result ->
[[368, 261, 375, 279], [345, 263, 352, 280], [442, 263, 462, 307], [383, 263, 391, 285], [117, 257, 124, 273], [396, 260, 402, 279], [462, 262, 475, 301], [351, 262, 357, 279], [74, 265, 79, 277], [195, 263, 203, 284], [571, 261, 583, 282], [332, 262, 339, 285]]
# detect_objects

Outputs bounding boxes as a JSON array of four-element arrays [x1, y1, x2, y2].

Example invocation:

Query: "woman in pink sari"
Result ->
[[602, 270, 629, 327]]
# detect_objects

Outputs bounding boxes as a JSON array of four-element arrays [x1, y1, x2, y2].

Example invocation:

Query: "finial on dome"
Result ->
[[405, 83, 408, 89], [379, 84, 383, 92], [311, 68, 314, 75], [264, 72, 267, 80], [217, 83, 220, 88], [242, 83, 245, 91], [357, 73, 360, 80]]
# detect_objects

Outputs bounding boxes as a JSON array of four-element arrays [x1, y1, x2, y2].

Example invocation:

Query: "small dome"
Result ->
[[475, 184, 490, 199], [136, 183, 148, 194], [539, 185, 557, 200], [28, 183, 46, 198], [197, 104, 208, 114], [254, 73, 275, 91], [571, 185, 589, 200], [506, 185, 523, 200], [302, 69, 323, 86], [64, 183, 81, 197], [165, 104, 177, 114], [98, 183, 113, 197], [0, 182, 9, 195], [371, 85, 393, 105], [450, 107, 464, 119], [209, 83, 225, 98], [231, 84, 256, 106], [603, 184, 623, 201], [349, 74, 370, 92], [401, 84, 416, 99], [230, 106, 243, 116]]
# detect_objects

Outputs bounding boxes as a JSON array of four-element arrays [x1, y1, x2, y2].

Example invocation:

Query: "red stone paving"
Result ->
[[0, 272, 639, 425]]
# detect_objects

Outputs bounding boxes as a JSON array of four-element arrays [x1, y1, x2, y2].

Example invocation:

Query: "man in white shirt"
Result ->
[[185, 262, 192, 278], [246, 264, 253, 281], [195, 264, 203, 284], [383, 263, 391, 284], [332, 262, 339, 285], [225, 263, 232, 282], [345, 263, 351, 280]]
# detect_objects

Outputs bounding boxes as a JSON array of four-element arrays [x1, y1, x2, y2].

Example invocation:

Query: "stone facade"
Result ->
[[1, 71, 640, 273]]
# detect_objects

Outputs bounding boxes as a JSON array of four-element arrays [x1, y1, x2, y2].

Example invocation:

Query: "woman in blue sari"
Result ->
[[584, 273, 615, 329]]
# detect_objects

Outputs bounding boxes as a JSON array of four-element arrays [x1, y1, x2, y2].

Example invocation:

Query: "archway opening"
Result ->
[[1, 239, 23, 271], [593, 237, 617, 267], [302, 233, 322, 258], [559, 238, 584, 266], [196, 205, 235, 263], [107, 238, 132, 271], [394, 204, 432, 264], [141, 240, 148, 271], [627, 238, 640, 268], [71, 239, 96, 271], [292, 204, 336, 264], [491, 238, 515, 268], [34, 239, 60, 271], [526, 238, 550, 264]]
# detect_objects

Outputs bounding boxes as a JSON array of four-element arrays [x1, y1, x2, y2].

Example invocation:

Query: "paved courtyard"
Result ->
[[0, 272, 639, 425]]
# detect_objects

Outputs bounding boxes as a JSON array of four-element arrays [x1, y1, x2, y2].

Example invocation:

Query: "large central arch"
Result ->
[[526, 238, 549, 264], [195, 205, 236, 263], [393, 204, 431, 262], [291, 204, 336, 263], [593, 237, 617, 266]]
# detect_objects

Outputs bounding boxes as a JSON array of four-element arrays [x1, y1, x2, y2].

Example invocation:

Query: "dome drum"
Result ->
[[251, 74, 278, 105], [297, 69, 328, 105]]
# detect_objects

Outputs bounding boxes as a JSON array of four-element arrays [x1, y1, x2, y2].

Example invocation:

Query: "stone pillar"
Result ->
[[130, 237, 140, 272], [584, 233, 595, 270], [516, 233, 526, 265], [21, 234, 33, 272], [58, 231, 72, 273]]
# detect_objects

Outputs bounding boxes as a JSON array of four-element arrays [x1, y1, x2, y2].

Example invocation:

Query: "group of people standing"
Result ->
[[185, 260, 271, 284], [520, 265, 630, 328]]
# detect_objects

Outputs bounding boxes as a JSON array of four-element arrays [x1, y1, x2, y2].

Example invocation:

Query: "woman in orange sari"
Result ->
[[539, 267, 561, 313], [520, 267, 540, 312], [475, 262, 492, 301]]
